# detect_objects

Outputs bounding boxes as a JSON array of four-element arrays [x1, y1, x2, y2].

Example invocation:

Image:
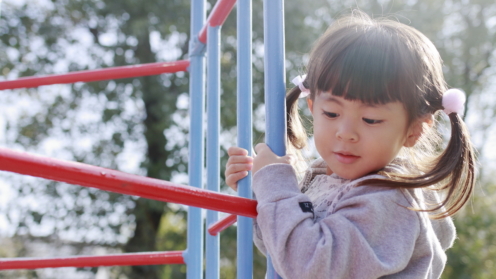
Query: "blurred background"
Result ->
[[0, 0, 495, 278]]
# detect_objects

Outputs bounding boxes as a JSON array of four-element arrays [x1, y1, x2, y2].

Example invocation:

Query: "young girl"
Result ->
[[225, 12, 475, 279]]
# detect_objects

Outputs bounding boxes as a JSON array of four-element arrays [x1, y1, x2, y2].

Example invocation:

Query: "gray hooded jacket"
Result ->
[[253, 159, 455, 279]]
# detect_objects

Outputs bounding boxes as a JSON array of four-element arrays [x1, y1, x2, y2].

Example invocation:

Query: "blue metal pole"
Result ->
[[237, 0, 254, 278], [186, 0, 206, 278], [206, 24, 221, 279], [263, 0, 285, 278]]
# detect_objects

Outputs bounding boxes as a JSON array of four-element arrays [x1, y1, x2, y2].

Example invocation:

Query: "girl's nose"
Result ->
[[336, 124, 359, 142]]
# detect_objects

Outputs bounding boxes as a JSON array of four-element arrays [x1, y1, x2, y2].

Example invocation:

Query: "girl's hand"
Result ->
[[225, 147, 253, 191], [225, 144, 294, 191], [253, 143, 294, 175]]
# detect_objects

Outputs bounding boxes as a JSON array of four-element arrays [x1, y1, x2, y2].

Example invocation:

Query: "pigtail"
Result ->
[[428, 113, 475, 218], [285, 85, 311, 180], [360, 113, 475, 219], [286, 86, 308, 149]]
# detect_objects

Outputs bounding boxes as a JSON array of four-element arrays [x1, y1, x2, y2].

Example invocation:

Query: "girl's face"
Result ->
[[308, 92, 419, 180]]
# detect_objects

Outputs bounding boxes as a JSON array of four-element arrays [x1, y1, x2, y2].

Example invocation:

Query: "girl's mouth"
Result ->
[[334, 152, 360, 164]]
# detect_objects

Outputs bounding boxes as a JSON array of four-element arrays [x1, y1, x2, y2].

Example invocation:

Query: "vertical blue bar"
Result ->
[[263, 0, 285, 278], [206, 25, 221, 279], [237, 0, 254, 278], [186, 0, 206, 279]]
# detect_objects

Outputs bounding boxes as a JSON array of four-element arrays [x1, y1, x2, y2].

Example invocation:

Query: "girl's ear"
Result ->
[[307, 98, 314, 113], [404, 114, 433, 147]]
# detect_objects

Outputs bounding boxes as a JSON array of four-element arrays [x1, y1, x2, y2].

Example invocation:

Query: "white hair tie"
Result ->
[[442, 89, 466, 116], [291, 74, 310, 98]]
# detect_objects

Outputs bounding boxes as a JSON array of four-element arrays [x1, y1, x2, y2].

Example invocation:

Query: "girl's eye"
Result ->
[[363, 118, 383, 124], [323, 111, 338, 118]]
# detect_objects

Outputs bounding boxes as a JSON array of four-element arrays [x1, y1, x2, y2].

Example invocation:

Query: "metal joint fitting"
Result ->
[[189, 36, 207, 57]]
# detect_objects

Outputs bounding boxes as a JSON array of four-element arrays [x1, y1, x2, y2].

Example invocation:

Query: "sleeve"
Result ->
[[253, 164, 421, 279], [252, 163, 316, 256], [252, 193, 268, 255]]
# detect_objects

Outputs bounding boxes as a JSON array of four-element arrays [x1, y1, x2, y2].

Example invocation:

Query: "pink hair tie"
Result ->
[[442, 89, 466, 116], [291, 74, 310, 98]]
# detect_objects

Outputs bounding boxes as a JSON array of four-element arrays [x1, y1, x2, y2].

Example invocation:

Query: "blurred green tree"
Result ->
[[1, 0, 496, 278]]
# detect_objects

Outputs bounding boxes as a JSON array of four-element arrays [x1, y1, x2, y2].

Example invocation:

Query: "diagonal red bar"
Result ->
[[0, 60, 190, 90], [0, 148, 257, 218], [0, 251, 184, 270], [208, 214, 237, 236], [198, 0, 237, 43]]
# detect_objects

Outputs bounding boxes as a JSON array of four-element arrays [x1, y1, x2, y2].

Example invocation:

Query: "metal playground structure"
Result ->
[[0, 0, 287, 278]]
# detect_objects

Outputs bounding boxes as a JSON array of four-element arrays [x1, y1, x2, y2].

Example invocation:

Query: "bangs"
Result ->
[[313, 27, 417, 106]]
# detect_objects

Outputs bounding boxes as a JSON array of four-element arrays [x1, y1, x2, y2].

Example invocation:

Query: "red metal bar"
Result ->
[[208, 214, 237, 236], [0, 60, 190, 90], [198, 0, 237, 43], [0, 251, 184, 270], [0, 148, 257, 218]]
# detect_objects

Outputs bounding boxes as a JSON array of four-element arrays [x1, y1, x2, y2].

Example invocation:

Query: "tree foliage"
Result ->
[[1, 0, 496, 278]]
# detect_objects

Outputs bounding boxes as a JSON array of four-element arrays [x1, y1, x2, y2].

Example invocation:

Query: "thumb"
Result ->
[[285, 153, 297, 165], [251, 147, 257, 158], [254, 143, 270, 155]]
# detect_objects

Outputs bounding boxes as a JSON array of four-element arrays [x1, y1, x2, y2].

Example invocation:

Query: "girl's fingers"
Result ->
[[225, 163, 252, 189], [225, 163, 252, 177], [225, 171, 249, 190], [225, 146, 259, 190], [227, 146, 248, 156], [227, 155, 253, 165]]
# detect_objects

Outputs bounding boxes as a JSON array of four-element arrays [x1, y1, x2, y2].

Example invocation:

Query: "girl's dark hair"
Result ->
[[286, 11, 475, 219]]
